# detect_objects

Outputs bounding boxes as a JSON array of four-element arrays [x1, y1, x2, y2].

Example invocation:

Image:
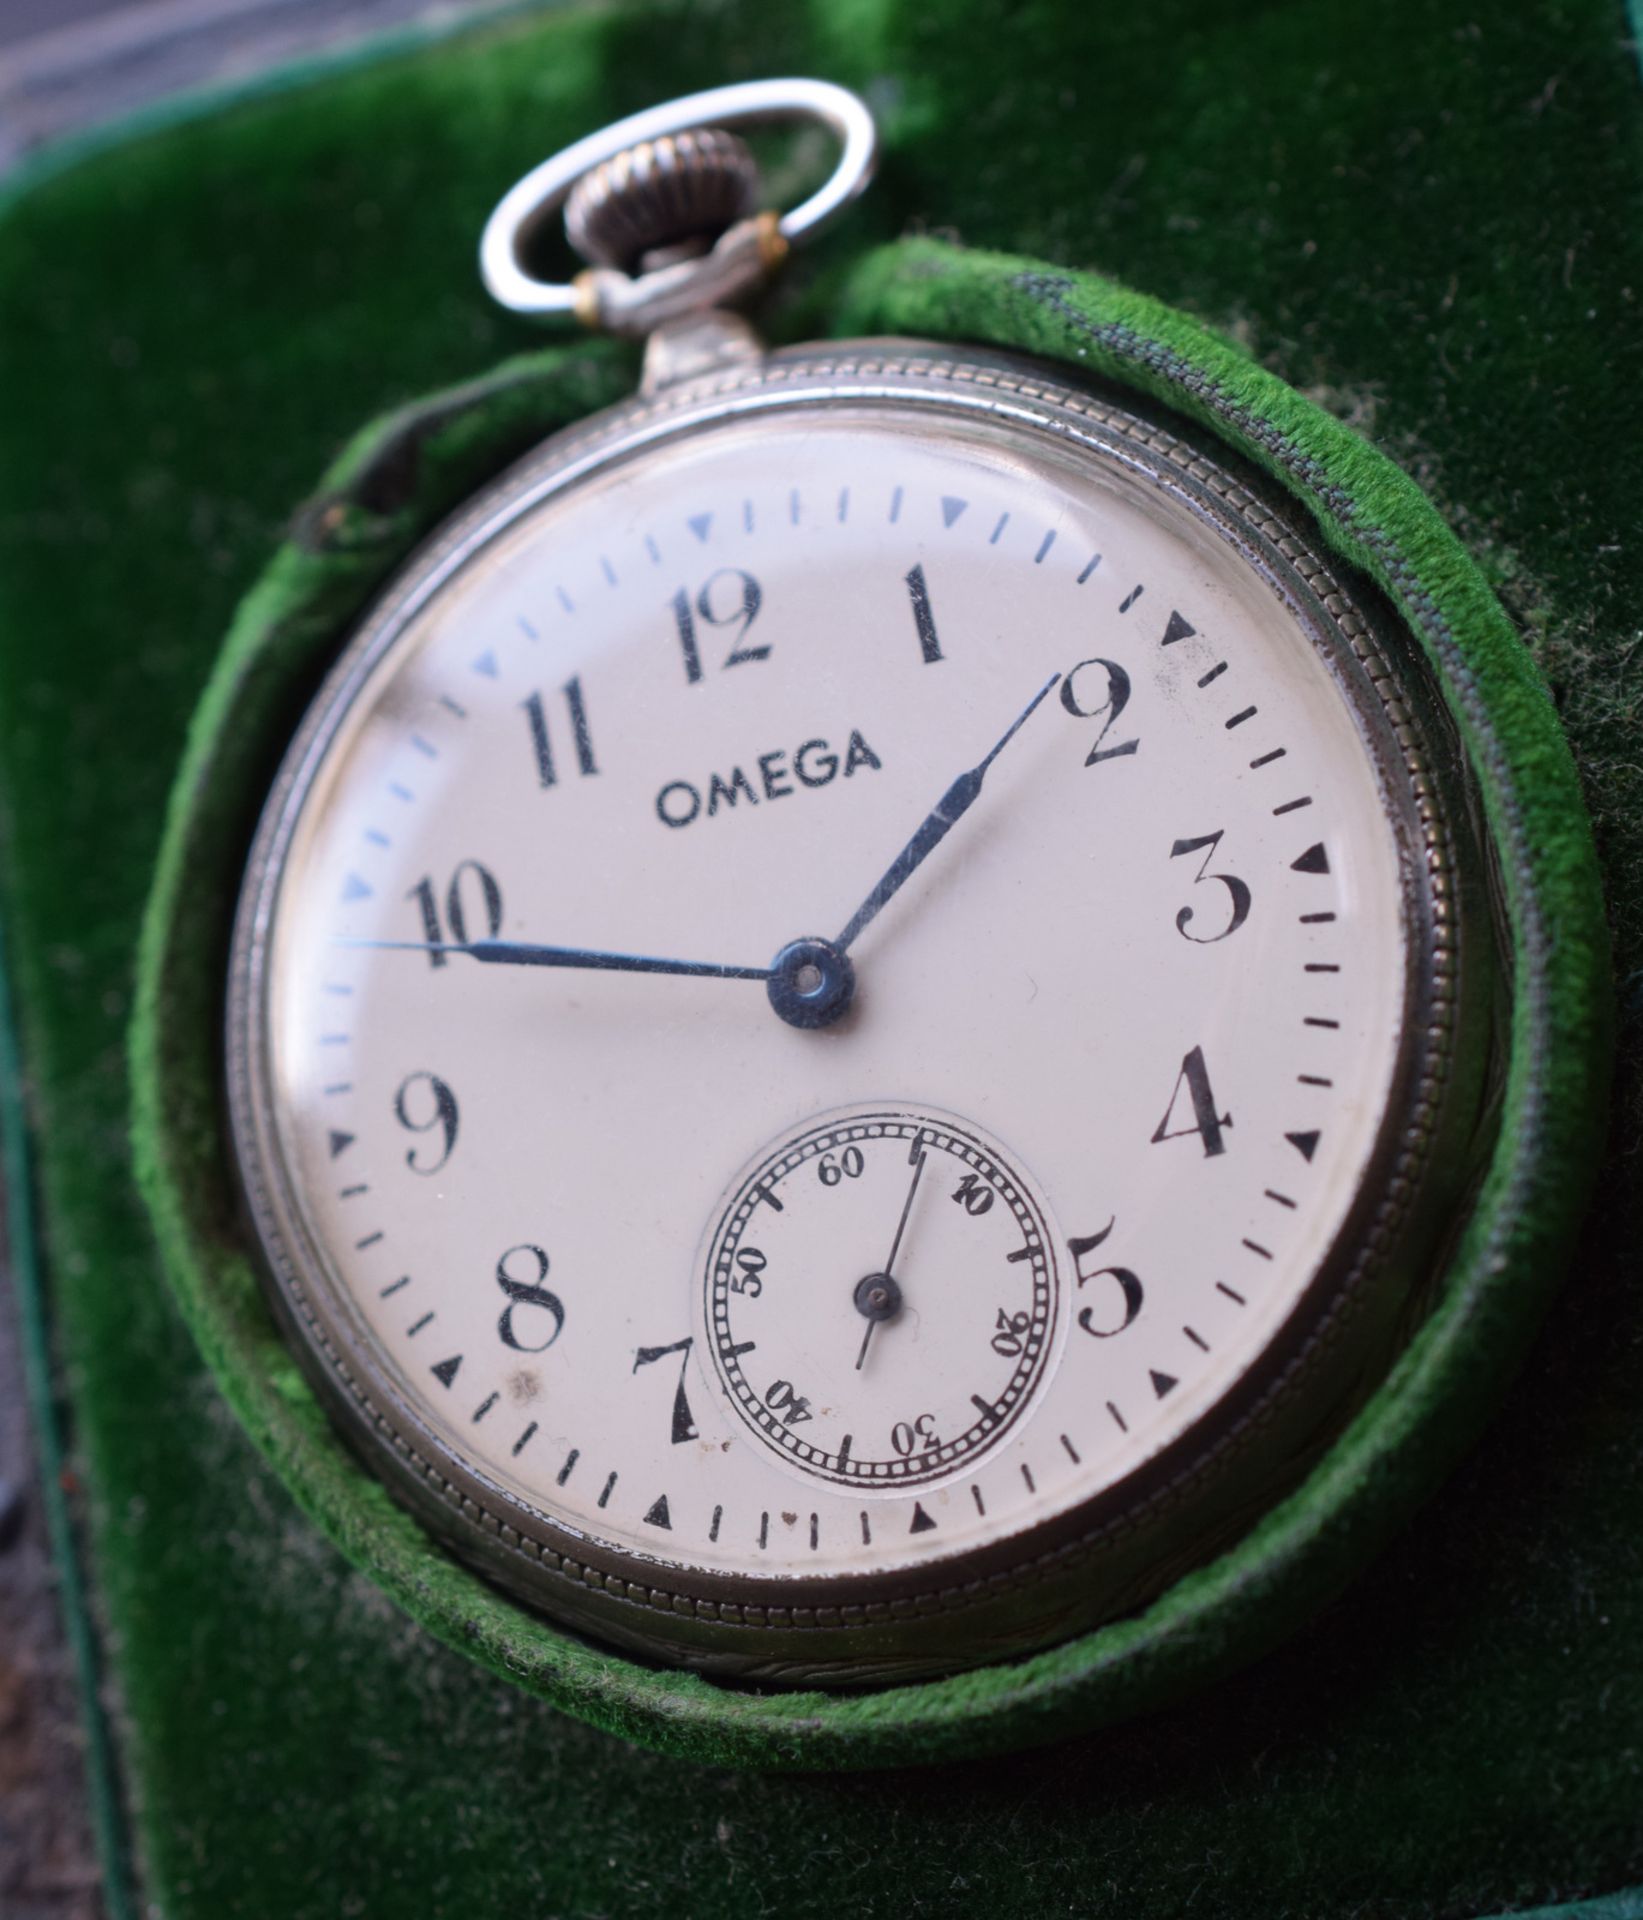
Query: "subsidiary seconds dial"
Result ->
[[705, 1110, 1060, 1488], [228, 347, 1488, 1682]]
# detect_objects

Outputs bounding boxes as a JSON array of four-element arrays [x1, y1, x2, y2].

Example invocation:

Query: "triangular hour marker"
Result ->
[[1286, 1130, 1321, 1162], [1160, 609, 1197, 646], [430, 1355, 462, 1388], [341, 873, 372, 903], [909, 1502, 937, 1533], [1291, 843, 1331, 874], [940, 495, 968, 528], [472, 650, 499, 678], [687, 512, 712, 543], [327, 1130, 355, 1159], [1150, 1369, 1178, 1399], [642, 1495, 672, 1530]]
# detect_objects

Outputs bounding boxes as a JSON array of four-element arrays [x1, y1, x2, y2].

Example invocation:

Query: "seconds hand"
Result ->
[[856, 1133, 927, 1371]]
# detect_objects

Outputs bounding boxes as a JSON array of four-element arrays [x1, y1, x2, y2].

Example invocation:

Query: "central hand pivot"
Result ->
[[853, 1271, 903, 1322], [766, 936, 855, 1029]]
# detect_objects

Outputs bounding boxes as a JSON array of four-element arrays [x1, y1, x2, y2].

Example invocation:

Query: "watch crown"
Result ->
[[565, 127, 761, 272]]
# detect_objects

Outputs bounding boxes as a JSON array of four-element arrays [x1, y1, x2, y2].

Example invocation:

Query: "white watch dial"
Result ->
[[232, 356, 1465, 1672]]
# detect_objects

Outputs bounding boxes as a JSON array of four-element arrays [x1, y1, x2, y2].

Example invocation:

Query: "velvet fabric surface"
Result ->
[[2, 0, 1641, 1914]]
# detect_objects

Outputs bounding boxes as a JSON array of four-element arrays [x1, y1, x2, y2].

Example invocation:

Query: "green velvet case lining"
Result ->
[[128, 232, 1610, 1770]]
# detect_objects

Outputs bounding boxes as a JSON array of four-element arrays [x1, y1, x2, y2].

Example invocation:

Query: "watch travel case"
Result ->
[[0, 1, 1632, 1912]]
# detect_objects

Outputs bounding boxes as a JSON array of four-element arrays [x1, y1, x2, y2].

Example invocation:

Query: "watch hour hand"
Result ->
[[338, 938, 771, 981], [834, 672, 1060, 954]]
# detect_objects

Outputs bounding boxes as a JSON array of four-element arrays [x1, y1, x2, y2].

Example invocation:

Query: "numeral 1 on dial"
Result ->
[[904, 562, 944, 664]]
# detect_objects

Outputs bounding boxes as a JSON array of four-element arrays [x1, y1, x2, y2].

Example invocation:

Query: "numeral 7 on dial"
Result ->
[[633, 1336, 698, 1445]]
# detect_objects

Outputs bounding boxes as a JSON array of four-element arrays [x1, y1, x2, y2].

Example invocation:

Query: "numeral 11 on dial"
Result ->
[[521, 678, 598, 788]]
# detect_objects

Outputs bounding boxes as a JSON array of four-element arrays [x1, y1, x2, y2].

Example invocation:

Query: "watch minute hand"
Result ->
[[834, 671, 1061, 954], [337, 938, 770, 980]]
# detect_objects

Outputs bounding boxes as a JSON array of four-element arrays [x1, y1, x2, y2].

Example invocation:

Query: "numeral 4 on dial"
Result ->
[[1152, 1044, 1233, 1157]]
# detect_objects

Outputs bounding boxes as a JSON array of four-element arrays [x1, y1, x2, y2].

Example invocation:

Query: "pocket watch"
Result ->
[[225, 80, 1500, 1685]]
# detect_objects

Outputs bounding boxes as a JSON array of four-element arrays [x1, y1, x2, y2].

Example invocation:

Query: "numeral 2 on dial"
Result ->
[[1060, 657, 1138, 765]]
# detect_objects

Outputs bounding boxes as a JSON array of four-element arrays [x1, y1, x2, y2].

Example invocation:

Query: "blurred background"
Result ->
[[0, 0, 501, 169]]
